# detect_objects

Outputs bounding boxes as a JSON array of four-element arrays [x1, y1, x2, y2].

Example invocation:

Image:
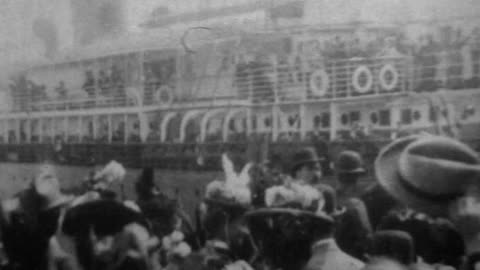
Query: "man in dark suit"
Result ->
[[331, 151, 373, 260], [290, 147, 323, 185]]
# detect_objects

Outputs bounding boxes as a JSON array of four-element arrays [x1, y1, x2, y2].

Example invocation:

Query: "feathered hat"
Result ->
[[88, 160, 126, 190], [246, 178, 333, 224], [204, 153, 252, 209]]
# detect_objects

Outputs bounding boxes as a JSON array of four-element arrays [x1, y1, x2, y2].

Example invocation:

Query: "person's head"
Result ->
[[291, 147, 323, 184], [335, 150, 365, 187], [33, 163, 64, 209], [366, 230, 415, 265], [135, 167, 156, 199]]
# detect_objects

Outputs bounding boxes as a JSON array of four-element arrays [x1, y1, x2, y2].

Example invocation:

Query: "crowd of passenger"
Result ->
[[1, 133, 480, 270], [6, 25, 480, 113], [233, 25, 480, 103], [82, 65, 126, 101]]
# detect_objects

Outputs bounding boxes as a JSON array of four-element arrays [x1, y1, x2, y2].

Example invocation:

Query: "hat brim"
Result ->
[[292, 158, 324, 171], [375, 135, 451, 217], [204, 198, 250, 211], [337, 168, 366, 175], [245, 207, 334, 224]]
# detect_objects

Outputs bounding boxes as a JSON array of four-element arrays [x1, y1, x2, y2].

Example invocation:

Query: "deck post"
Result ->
[[391, 106, 400, 140], [272, 105, 278, 142], [329, 102, 337, 141], [299, 103, 306, 140]]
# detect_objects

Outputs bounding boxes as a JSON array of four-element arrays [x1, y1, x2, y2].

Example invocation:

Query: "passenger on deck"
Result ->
[[98, 70, 111, 97], [82, 70, 96, 98], [55, 81, 67, 100]]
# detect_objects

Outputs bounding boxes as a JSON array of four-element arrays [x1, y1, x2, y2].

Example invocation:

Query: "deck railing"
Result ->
[[7, 48, 480, 113]]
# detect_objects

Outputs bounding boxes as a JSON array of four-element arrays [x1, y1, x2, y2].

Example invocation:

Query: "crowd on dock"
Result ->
[[1, 133, 480, 270]]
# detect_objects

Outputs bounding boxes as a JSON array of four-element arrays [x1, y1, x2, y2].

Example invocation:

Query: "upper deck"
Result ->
[[3, 25, 480, 116]]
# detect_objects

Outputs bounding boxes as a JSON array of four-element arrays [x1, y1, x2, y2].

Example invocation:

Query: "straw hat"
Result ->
[[375, 135, 480, 216]]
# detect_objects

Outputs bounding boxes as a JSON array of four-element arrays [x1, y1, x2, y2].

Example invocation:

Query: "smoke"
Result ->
[[70, 0, 127, 45], [32, 17, 58, 59]]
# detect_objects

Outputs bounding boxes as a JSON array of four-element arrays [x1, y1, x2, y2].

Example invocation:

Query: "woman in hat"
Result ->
[[0, 164, 74, 270], [178, 154, 256, 270], [246, 180, 364, 270]]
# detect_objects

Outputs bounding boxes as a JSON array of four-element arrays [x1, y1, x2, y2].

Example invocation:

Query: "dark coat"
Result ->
[[0, 187, 65, 270], [360, 183, 400, 229], [334, 197, 372, 261], [378, 210, 465, 268]]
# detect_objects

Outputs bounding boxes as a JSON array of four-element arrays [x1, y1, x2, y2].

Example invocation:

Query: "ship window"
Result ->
[[19, 120, 28, 143], [0, 120, 4, 143], [379, 110, 391, 126], [127, 115, 141, 143], [349, 111, 361, 123], [41, 119, 53, 143], [81, 116, 94, 143], [370, 113, 378, 124], [413, 111, 421, 121], [264, 117, 271, 127], [96, 116, 109, 143], [321, 113, 330, 128], [112, 115, 125, 143], [54, 118, 65, 141], [341, 114, 349, 125], [67, 117, 80, 143], [429, 107, 437, 122], [313, 115, 322, 128], [401, 109, 412, 124]]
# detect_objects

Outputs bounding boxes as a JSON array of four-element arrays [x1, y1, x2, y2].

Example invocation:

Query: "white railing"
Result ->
[[8, 47, 480, 113]]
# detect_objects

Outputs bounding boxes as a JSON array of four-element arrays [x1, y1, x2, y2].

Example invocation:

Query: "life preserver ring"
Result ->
[[309, 69, 330, 97], [154, 86, 174, 105], [352, 66, 373, 94], [379, 64, 398, 91]]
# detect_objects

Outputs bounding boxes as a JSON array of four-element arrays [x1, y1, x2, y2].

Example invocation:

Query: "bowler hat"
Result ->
[[291, 147, 323, 173], [375, 135, 480, 216], [335, 150, 366, 174]]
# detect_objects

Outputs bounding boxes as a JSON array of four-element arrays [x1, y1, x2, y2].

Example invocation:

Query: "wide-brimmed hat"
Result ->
[[291, 147, 323, 173], [375, 135, 480, 216], [252, 182, 333, 224], [335, 150, 366, 175]]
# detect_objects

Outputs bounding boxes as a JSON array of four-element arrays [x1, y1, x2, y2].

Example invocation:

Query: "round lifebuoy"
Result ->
[[352, 66, 373, 94], [379, 64, 399, 91], [154, 86, 174, 105], [309, 69, 330, 96]]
